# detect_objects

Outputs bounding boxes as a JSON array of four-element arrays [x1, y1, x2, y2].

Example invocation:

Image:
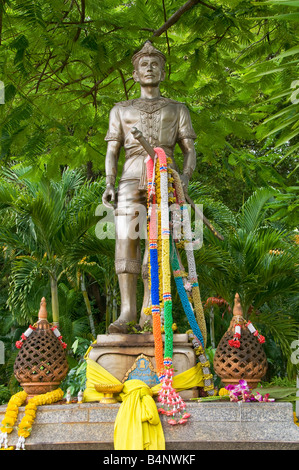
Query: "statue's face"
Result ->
[[133, 55, 165, 87]]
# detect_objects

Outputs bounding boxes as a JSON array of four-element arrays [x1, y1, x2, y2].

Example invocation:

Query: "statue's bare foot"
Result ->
[[108, 319, 129, 334], [108, 318, 142, 334]]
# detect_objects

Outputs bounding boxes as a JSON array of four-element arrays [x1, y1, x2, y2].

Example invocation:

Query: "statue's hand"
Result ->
[[180, 174, 189, 193], [102, 184, 116, 209]]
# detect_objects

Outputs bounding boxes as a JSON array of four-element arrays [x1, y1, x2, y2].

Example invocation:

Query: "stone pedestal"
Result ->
[[88, 333, 198, 399], [1, 401, 299, 450]]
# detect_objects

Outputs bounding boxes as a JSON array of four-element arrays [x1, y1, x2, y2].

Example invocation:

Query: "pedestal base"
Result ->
[[88, 333, 199, 399], [1, 401, 299, 450]]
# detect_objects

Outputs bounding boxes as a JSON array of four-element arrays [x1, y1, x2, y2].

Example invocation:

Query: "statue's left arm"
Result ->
[[178, 138, 196, 189], [177, 104, 197, 189]]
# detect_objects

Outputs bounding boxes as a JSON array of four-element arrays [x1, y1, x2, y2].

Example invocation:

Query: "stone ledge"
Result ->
[[1, 401, 299, 450], [93, 334, 190, 348]]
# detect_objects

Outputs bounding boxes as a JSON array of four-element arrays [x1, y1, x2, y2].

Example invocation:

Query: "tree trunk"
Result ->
[[50, 273, 60, 326], [209, 306, 215, 349], [80, 275, 96, 338], [88, 278, 106, 317]]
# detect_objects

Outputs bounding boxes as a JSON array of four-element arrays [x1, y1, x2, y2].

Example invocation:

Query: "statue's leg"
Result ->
[[108, 235, 141, 334], [108, 179, 145, 334], [108, 273, 139, 333]]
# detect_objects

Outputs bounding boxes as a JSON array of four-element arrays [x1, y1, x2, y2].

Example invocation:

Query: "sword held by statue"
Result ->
[[131, 126, 224, 242]]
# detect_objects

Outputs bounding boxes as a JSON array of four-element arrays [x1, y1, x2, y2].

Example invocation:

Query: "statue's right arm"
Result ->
[[102, 105, 123, 209], [102, 140, 121, 209]]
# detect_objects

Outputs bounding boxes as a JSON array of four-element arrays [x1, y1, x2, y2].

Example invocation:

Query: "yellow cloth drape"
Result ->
[[83, 357, 205, 450], [114, 379, 165, 450]]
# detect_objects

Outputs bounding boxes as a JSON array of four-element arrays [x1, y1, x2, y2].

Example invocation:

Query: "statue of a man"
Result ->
[[102, 41, 197, 333]]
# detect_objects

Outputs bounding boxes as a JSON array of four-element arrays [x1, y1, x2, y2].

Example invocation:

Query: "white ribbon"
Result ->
[[0, 431, 8, 449], [16, 435, 26, 450]]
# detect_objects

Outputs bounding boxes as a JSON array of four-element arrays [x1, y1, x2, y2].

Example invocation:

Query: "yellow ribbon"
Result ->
[[83, 355, 205, 450]]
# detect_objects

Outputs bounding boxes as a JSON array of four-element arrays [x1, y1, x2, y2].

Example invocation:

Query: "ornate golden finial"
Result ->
[[132, 40, 166, 68], [233, 293, 242, 316], [232, 293, 245, 325], [38, 297, 48, 320]]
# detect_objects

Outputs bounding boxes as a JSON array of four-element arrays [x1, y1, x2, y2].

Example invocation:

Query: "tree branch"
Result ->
[[35, 50, 54, 93], [213, 25, 232, 46], [73, 0, 85, 42], [118, 69, 128, 100], [152, 0, 216, 37], [0, 0, 3, 46], [233, 27, 278, 63], [162, 0, 171, 78]]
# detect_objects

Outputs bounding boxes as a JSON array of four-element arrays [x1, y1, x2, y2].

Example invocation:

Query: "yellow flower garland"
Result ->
[[0, 390, 27, 449], [0, 388, 64, 450], [219, 388, 230, 397]]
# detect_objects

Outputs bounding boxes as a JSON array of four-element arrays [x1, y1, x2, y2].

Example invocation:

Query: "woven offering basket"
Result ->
[[213, 294, 268, 390], [14, 298, 69, 398]]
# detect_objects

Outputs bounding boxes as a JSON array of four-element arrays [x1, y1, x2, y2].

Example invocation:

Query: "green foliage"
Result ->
[[60, 337, 92, 396], [253, 376, 298, 406], [0, 166, 105, 324], [0, 384, 11, 405], [198, 187, 299, 313], [0, 0, 297, 184], [241, 1, 299, 172], [194, 186, 299, 376]]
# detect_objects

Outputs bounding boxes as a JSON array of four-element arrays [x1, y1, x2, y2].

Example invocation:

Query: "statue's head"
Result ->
[[132, 41, 166, 86]]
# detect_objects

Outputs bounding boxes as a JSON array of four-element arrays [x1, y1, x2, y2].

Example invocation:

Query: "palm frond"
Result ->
[[237, 187, 278, 233]]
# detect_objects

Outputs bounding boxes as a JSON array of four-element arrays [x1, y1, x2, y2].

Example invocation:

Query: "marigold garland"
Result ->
[[0, 388, 64, 450], [0, 390, 27, 449]]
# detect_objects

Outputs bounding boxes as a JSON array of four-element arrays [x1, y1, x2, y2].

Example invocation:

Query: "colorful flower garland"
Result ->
[[146, 152, 164, 377], [15, 325, 67, 350], [146, 148, 215, 422], [0, 388, 64, 450], [186, 331, 215, 396], [171, 168, 207, 347], [15, 325, 36, 349], [146, 149, 189, 424], [246, 321, 265, 344], [228, 323, 242, 348], [171, 242, 205, 349], [228, 320, 266, 349]]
